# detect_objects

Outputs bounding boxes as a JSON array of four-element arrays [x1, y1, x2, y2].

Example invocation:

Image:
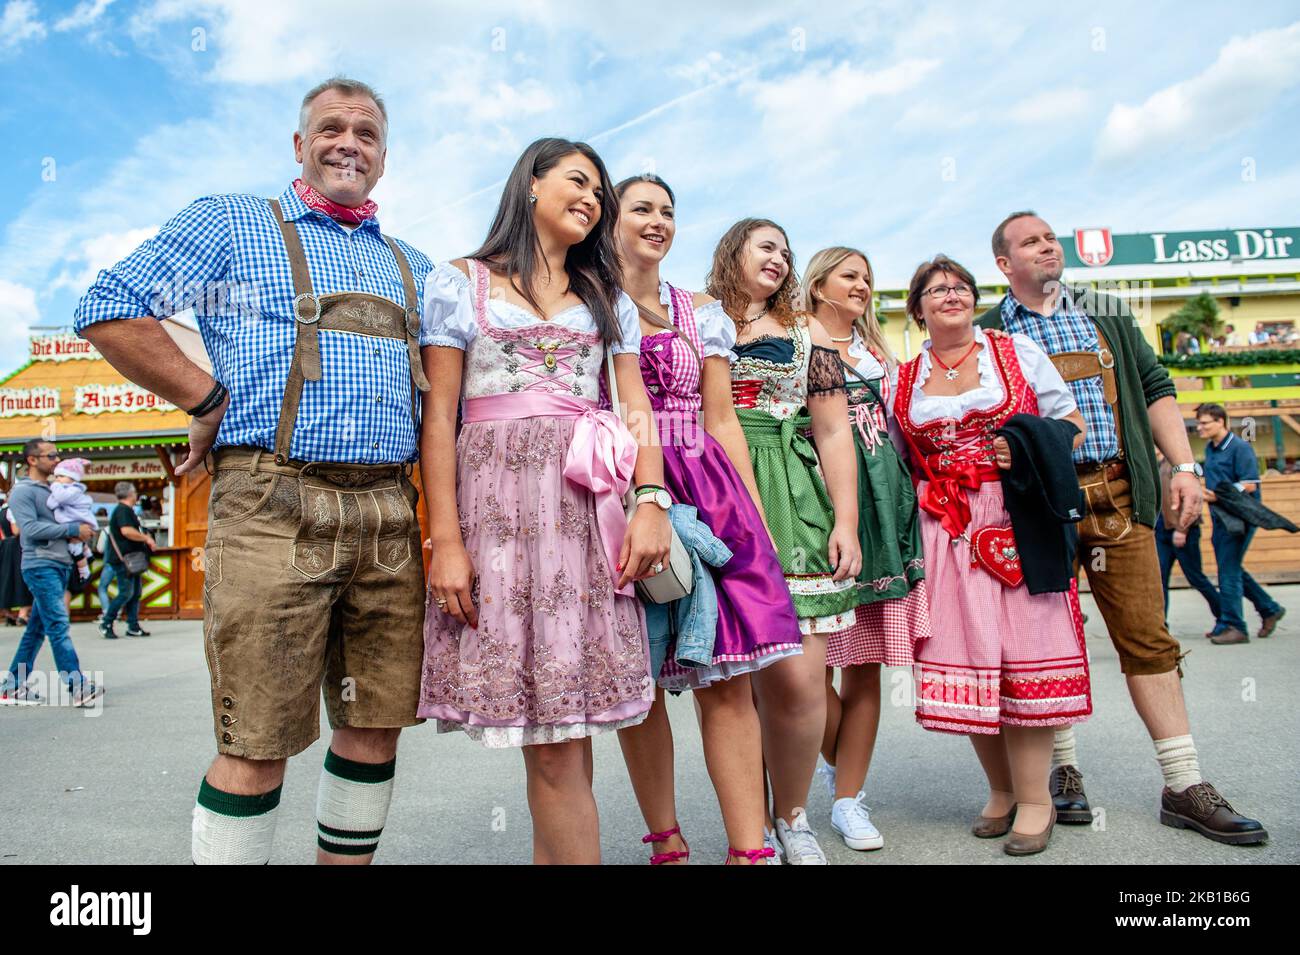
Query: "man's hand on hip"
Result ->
[[176, 396, 230, 477]]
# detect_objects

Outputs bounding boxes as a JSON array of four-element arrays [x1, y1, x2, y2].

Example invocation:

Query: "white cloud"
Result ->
[[1097, 20, 1300, 163], [746, 58, 940, 148], [895, 101, 978, 134], [0, 0, 45, 52], [1008, 88, 1091, 125], [48, 226, 160, 295], [55, 0, 115, 31], [0, 279, 41, 362]]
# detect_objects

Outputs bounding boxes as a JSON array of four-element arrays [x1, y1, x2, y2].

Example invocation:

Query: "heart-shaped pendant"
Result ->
[[970, 525, 1024, 588]]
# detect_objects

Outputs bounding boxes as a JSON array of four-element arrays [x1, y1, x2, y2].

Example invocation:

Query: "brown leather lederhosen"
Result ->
[[265, 198, 430, 465], [1045, 305, 1181, 675], [200, 202, 433, 759]]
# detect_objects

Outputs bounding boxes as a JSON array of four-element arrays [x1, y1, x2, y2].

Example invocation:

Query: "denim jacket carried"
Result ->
[[644, 504, 733, 674]]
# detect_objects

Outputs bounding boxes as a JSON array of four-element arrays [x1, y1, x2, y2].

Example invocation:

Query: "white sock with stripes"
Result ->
[[316, 749, 396, 858], [191, 779, 281, 865]]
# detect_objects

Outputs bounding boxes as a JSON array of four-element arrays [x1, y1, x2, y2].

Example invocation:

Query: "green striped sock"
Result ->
[[192, 779, 283, 864], [316, 750, 396, 857]]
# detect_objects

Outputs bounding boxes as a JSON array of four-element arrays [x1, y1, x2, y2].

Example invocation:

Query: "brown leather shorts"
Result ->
[[202, 448, 425, 760], [1075, 462, 1183, 676]]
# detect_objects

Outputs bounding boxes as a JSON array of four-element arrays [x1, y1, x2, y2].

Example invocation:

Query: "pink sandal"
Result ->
[[643, 825, 689, 865], [726, 847, 776, 865]]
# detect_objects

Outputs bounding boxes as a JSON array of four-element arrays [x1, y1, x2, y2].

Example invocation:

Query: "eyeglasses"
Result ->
[[36, 452, 62, 460], [922, 283, 975, 301]]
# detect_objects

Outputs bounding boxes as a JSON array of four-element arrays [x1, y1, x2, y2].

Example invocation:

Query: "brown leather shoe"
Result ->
[[1005, 806, 1056, 856], [971, 804, 1016, 838], [1210, 627, 1249, 645], [1258, 606, 1286, 638], [1050, 764, 1092, 824], [1160, 782, 1268, 845]]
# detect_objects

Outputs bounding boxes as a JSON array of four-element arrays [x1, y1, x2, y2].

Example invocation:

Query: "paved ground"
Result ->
[[1, 586, 1295, 865]]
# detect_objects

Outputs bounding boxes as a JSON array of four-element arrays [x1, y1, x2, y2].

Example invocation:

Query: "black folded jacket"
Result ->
[[1210, 481, 1298, 535], [995, 413, 1085, 594]]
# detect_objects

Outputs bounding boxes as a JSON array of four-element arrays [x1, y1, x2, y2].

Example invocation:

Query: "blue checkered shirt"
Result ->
[[74, 185, 432, 463], [1001, 292, 1120, 464]]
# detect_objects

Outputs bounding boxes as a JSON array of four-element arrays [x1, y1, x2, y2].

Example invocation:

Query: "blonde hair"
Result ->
[[802, 246, 895, 368]]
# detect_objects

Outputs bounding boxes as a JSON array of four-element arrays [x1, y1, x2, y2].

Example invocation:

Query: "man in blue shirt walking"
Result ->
[[1196, 403, 1285, 644]]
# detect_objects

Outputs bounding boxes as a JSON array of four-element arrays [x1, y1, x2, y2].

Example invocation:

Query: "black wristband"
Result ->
[[188, 380, 227, 418]]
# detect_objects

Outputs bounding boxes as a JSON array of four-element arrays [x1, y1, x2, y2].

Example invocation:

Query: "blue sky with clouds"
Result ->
[[2, 0, 1299, 370]]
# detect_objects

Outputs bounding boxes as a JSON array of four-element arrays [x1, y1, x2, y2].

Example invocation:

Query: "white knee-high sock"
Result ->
[[1154, 735, 1202, 793], [191, 779, 281, 865], [1052, 726, 1078, 770], [316, 749, 396, 858]]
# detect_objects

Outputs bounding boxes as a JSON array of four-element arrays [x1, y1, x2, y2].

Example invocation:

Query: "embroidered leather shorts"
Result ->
[[1074, 466, 1182, 676], [202, 448, 425, 760]]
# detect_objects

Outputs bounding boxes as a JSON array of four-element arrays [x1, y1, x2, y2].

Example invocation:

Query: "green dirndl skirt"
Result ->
[[737, 408, 859, 623], [850, 411, 926, 606]]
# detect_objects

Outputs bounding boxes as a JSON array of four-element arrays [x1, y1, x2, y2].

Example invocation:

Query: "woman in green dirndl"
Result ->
[[706, 218, 861, 865], [803, 246, 933, 853]]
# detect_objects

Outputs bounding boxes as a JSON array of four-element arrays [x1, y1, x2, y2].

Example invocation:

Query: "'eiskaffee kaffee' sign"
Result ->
[[30, 333, 99, 362]]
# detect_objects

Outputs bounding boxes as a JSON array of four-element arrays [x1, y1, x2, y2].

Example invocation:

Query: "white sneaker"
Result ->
[[775, 808, 828, 865], [816, 761, 837, 801], [0, 683, 44, 706], [763, 827, 783, 865], [831, 791, 884, 851]]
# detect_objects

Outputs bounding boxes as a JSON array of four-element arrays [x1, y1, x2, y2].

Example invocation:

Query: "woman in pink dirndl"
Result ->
[[417, 139, 671, 864], [891, 256, 1091, 856]]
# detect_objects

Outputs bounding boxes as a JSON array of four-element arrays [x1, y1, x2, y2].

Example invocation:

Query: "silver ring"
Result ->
[[652, 562, 664, 575]]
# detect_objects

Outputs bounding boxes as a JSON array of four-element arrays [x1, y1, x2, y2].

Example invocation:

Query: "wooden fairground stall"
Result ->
[[0, 322, 212, 621]]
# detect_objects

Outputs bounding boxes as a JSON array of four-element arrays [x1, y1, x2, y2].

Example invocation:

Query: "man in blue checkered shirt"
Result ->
[[979, 212, 1266, 848], [77, 76, 433, 866]]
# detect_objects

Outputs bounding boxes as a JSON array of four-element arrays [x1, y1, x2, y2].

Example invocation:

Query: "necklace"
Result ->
[[736, 308, 768, 334], [828, 333, 853, 342], [931, 339, 979, 381]]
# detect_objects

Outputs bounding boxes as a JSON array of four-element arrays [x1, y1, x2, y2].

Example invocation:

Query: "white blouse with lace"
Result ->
[[421, 260, 642, 403]]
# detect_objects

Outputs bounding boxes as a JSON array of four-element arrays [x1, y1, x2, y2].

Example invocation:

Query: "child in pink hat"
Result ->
[[49, 458, 98, 582]]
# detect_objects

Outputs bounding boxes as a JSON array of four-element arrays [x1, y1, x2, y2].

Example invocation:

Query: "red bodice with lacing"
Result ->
[[894, 334, 1039, 538]]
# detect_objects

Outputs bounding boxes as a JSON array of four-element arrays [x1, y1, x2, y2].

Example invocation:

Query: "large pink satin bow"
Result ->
[[462, 392, 639, 596]]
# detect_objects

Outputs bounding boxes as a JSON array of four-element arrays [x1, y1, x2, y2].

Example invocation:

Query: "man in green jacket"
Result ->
[[978, 212, 1266, 846]]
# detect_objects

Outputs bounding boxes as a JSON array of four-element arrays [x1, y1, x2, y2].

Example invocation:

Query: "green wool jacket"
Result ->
[[977, 287, 1177, 528]]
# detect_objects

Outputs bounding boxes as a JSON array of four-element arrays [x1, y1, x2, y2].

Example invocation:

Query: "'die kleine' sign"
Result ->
[[1065, 227, 1300, 269], [30, 332, 99, 362]]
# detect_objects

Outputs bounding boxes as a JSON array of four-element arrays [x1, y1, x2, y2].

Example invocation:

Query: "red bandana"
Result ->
[[292, 178, 378, 224]]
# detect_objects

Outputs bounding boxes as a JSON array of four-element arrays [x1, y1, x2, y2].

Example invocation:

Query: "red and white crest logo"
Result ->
[[1074, 228, 1114, 267]]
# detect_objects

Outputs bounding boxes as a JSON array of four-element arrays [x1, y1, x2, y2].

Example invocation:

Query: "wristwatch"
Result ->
[[1171, 462, 1204, 478], [635, 484, 672, 511]]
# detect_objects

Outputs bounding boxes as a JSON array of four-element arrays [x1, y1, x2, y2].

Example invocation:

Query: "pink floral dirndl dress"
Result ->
[[417, 259, 654, 747]]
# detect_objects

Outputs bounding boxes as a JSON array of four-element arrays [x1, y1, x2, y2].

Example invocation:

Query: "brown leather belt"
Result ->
[[1076, 458, 1127, 482]]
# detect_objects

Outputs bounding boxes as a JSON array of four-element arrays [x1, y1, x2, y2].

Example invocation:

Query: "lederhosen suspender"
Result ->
[[266, 199, 430, 465], [1045, 296, 1125, 459]]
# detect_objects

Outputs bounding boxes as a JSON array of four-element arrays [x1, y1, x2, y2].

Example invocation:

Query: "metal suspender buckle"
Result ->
[[293, 292, 321, 324], [405, 306, 421, 338], [1097, 346, 1115, 369]]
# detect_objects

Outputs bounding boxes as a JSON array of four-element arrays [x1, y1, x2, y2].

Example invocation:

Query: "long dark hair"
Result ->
[[470, 138, 624, 343], [613, 173, 699, 365]]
